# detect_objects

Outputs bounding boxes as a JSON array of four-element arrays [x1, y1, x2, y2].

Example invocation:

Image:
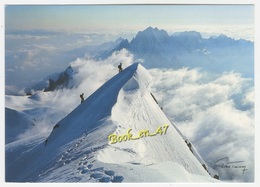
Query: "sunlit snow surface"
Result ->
[[5, 49, 254, 182], [5, 31, 254, 182], [5, 63, 219, 182]]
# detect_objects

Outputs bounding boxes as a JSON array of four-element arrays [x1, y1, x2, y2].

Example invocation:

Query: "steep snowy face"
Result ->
[[48, 63, 213, 176], [46, 63, 139, 147], [46, 62, 210, 177], [6, 63, 214, 182], [97, 64, 209, 177], [6, 63, 139, 182]]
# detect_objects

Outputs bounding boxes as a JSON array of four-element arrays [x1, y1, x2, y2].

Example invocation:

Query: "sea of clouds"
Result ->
[[149, 67, 254, 182], [5, 30, 126, 94], [6, 42, 254, 182]]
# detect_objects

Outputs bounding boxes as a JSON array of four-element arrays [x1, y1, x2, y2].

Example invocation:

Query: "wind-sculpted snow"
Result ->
[[97, 63, 211, 177], [5, 63, 216, 182]]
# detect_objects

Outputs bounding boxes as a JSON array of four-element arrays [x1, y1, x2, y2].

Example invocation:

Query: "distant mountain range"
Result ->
[[23, 27, 254, 93], [107, 27, 253, 76]]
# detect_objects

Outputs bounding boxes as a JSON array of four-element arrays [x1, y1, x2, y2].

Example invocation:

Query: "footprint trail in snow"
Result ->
[[57, 133, 124, 182]]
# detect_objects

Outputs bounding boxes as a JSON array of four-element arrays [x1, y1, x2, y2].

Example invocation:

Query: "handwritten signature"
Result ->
[[214, 157, 247, 174], [108, 124, 169, 144]]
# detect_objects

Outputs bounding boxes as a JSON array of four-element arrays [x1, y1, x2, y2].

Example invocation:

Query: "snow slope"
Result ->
[[5, 108, 34, 144], [6, 63, 217, 182], [5, 91, 74, 144]]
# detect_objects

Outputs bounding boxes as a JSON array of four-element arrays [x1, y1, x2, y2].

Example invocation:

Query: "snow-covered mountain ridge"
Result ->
[[6, 63, 218, 182]]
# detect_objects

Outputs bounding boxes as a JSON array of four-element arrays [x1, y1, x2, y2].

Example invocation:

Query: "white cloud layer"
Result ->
[[6, 49, 254, 182], [14, 49, 134, 138], [5, 31, 126, 91], [150, 67, 254, 182]]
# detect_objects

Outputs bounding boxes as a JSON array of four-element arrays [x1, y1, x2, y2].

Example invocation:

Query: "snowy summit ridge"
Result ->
[[6, 63, 217, 182]]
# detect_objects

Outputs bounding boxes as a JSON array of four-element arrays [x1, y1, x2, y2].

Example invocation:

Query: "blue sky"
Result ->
[[6, 5, 254, 38]]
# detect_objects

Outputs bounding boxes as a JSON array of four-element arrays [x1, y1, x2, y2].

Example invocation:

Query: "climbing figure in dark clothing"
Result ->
[[80, 93, 84, 104], [118, 63, 123, 73]]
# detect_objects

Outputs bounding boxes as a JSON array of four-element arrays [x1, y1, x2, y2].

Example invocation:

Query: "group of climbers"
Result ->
[[79, 63, 124, 104]]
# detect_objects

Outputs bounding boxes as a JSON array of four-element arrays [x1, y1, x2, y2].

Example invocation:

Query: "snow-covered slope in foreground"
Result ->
[[6, 63, 217, 182]]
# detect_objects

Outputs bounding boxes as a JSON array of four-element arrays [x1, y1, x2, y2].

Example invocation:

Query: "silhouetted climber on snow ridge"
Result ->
[[80, 93, 84, 104], [118, 63, 123, 73]]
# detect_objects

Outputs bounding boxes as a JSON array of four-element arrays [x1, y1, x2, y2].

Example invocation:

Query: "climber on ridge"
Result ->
[[80, 93, 84, 104], [118, 63, 123, 73]]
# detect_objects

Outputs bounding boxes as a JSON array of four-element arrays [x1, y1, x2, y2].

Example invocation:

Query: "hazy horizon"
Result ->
[[6, 5, 254, 41], [5, 5, 254, 93]]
